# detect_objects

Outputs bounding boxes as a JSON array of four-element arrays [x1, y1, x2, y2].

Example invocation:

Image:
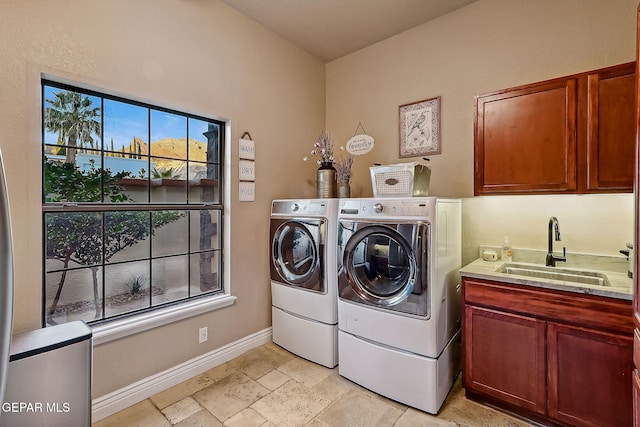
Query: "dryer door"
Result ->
[[270, 218, 325, 293], [338, 221, 429, 317]]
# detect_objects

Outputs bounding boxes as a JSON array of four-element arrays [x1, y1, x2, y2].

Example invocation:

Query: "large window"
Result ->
[[42, 80, 225, 327]]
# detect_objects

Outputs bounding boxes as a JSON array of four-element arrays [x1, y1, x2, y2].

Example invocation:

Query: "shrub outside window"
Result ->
[[42, 80, 224, 327]]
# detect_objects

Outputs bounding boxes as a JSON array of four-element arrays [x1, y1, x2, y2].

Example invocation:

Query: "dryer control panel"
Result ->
[[272, 200, 328, 215], [339, 197, 435, 218]]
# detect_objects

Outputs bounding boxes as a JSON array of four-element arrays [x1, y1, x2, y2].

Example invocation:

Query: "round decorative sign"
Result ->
[[345, 134, 374, 155]]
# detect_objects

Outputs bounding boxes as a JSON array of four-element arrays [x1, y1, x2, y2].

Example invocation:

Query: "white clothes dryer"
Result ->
[[270, 199, 338, 368], [337, 197, 461, 414]]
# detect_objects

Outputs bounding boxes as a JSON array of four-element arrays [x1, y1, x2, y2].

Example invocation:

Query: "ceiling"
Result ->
[[219, 0, 477, 62]]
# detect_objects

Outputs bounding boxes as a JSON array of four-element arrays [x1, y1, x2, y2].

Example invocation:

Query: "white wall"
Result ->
[[0, 0, 325, 397], [326, 0, 636, 265]]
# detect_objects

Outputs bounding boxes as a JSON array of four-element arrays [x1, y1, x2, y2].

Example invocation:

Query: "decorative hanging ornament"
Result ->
[[345, 122, 374, 155]]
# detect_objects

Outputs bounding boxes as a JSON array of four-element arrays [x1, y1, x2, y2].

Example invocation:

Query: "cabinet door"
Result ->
[[474, 78, 577, 195], [634, 8, 640, 427], [548, 322, 633, 427], [585, 62, 636, 192], [634, 369, 640, 427], [463, 305, 547, 414]]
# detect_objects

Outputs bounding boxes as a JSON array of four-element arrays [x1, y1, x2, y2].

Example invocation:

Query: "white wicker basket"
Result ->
[[370, 162, 431, 197]]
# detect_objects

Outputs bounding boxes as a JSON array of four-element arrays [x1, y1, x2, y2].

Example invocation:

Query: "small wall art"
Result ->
[[239, 181, 255, 202], [399, 96, 441, 158], [239, 137, 255, 160], [238, 132, 255, 202], [239, 160, 255, 181]]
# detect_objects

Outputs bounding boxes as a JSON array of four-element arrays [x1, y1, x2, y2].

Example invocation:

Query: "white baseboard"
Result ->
[[91, 327, 272, 422]]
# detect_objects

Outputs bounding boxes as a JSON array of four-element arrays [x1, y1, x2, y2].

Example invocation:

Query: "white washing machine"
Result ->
[[270, 199, 338, 368], [337, 197, 461, 414]]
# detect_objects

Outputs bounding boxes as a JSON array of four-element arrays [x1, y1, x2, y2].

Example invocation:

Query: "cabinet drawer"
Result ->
[[462, 277, 633, 334]]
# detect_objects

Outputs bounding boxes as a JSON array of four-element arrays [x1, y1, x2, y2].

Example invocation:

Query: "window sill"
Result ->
[[90, 294, 237, 346]]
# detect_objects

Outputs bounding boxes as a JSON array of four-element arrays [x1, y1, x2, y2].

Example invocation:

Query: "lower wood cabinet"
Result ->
[[548, 323, 633, 426], [634, 369, 640, 427], [464, 306, 546, 415], [462, 277, 634, 427]]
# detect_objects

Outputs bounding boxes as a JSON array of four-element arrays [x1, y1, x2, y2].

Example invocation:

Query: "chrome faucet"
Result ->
[[546, 216, 566, 267]]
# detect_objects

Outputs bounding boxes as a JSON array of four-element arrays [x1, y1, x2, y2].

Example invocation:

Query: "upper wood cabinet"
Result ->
[[585, 63, 636, 191], [475, 62, 635, 195]]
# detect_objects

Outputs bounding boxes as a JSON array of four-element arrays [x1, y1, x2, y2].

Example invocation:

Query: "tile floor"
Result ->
[[93, 342, 536, 427]]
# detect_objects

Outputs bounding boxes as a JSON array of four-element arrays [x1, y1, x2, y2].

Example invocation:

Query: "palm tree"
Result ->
[[44, 90, 101, 164]]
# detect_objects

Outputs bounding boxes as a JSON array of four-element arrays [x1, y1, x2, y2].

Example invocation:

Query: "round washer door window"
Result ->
[[272, 221, 319, 286], [343, 225, 417, 306]]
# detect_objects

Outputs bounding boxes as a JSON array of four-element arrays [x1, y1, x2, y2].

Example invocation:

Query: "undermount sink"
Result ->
[[496, 263, 611, 287]]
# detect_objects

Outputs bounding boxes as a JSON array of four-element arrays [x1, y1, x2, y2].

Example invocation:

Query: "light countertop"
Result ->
[[460, 250, 633, 301]]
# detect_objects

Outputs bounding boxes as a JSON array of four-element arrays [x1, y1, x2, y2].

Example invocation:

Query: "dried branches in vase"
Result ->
[[304, 131, 337, 198], [336, 152, 353, 182], [303, 131, 334, 166], [336, 147, 353, 198]]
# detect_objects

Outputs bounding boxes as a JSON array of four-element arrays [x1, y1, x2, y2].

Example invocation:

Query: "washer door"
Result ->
[[339, 221, 429, 317], [270, 218, 324, 292]]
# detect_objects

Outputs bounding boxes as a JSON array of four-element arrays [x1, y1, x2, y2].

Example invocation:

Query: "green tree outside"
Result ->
[[44, 90, 101, 164]]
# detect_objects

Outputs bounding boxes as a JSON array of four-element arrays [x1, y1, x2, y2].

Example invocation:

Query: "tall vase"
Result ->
[[316, 162, 336, 198], [337, 178, 351, 198]]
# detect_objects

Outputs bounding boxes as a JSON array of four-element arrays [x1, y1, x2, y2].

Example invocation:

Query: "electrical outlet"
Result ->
[[198, 326, 208, 343]]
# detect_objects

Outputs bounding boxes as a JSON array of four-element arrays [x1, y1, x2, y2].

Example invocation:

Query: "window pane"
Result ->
[[150, 158, 187, 203], [103, 99, 148, 154], [105, 211, 150, 263], [43, 86, 102, 163], [152, 255, 189, 304], [44, 158, 101, 203], [190, 210, 221, 252], [188, 162, 219, 203], [190, 251, 220, 295], [150, 110, 187, 159], [151, 210, 188, 257], [151, 159, 186, 181], [115, 158, 150, 203], [189, 119, 220, 164], [45, 267, 103, 325], [104, 260, 150, 317], [101, 153, 149, 189], [45, 212, 102, 268]]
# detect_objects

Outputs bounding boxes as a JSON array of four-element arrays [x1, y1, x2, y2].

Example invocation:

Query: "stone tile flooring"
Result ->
[[93, 343, 535, 426]]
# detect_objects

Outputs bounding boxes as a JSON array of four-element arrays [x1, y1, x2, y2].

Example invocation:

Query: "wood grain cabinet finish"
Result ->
[[548, 323, 633, 427], [634, 369, 640, 427], [463, 306, 546, 415], [475, 62, 635, 195], [462, 277, 634, 426], [634, 7, 640, 427], [585, 63, 636, 192]]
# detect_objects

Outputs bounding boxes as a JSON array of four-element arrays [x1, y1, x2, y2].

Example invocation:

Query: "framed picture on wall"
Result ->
[[399, 96, 441, 158]]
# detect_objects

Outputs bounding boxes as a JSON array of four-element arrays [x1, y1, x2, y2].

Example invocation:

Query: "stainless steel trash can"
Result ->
[[1, 321, 92, 426]]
